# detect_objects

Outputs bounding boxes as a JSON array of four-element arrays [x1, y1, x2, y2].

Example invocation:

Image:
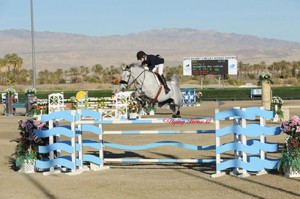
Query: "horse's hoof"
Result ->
[[172, 115, 181, 118]]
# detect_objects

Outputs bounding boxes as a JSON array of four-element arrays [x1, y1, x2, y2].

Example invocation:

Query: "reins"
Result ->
[[123, 66, 162, 102], [127, 67, 146, 89]]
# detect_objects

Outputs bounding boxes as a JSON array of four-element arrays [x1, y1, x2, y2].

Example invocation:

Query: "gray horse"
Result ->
[[120, 63, 182, 118]]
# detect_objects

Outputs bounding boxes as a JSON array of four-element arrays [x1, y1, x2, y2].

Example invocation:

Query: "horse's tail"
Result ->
[[171, 74, 181, 87]]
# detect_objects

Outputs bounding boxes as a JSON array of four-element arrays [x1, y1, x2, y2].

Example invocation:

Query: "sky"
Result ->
[[0, 0, 300, 43]]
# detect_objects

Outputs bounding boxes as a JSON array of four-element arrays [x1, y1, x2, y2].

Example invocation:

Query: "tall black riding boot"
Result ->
[[160, 75, 170, 94]]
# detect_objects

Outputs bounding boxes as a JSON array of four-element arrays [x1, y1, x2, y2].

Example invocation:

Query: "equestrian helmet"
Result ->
[[136, 51, 146, 60]]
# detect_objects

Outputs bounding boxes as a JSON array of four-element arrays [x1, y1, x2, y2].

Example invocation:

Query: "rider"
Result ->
[[136, 51, 170, 94]]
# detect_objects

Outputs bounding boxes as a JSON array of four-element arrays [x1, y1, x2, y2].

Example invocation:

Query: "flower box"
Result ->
[[18, 160, 35, 174], [278, 116, 300, 177], [149, 110, 155, 115], [128, 97, 139, 117], [129, 112, 138, 119], [12, 119, 48, 174]]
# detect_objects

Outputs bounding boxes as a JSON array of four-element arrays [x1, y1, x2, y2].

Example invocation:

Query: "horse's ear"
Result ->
[[121, 64, 127, 70]]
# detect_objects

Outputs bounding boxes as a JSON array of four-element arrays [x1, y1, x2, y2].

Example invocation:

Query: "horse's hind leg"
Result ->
[[176, 110, 181, 118], [170, 105, 181, 118], [170, 104, 177, 118], [175, 107, 181, 118]]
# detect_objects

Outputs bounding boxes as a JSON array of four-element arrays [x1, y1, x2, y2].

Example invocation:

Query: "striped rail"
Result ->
[[34, 107, 281, 178]]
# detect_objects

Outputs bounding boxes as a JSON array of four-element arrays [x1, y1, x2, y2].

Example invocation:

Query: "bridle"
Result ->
[[120, 66, 146, 90]]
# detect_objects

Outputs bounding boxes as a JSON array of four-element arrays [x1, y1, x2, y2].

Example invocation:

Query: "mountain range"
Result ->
[[1, 28, 300, 71]]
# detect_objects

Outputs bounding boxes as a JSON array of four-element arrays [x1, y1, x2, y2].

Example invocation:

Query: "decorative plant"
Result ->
[[11, 119, 47, 168], [67, 96, 78, 110], [30, 98, 49, 115], [93, 97, 110, 109], [5, 87, 16, 95], [277, 116, 300, 173], [128, 97, 139, 113], [257, 72, 273, 85], [25, 87, 37, 95], [112, 78, 120, 85], [271, 96, 284, 118], [147, 101, 156, 112]]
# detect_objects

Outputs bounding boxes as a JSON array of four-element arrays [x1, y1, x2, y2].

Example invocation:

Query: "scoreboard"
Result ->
[[183, 56, 238, 76]]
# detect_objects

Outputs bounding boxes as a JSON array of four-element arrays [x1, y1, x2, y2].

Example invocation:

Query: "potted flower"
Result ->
[[147, 101, 156, 115], [11, 119, 47, 173], [257, 72, 273, 85], [25, 87, 37, 114], [277, 116, 300, 177], [271, 96, 283, 122], [5, 87, 17, 95], [25, 87, 37, 95], [128, 97, 139, 119], [30, 98, 49, 117]]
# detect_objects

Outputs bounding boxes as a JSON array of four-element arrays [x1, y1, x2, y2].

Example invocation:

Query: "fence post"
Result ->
[[211, 109, 226, 178]]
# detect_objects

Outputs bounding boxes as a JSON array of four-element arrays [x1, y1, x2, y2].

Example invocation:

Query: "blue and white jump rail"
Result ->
[[211, 107, 281, 178], [34, 107, 282, 177], [34, 110, 214, 175]]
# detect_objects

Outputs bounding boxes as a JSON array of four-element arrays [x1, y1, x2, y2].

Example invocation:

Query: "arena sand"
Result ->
[[0, 101, 300, 199]]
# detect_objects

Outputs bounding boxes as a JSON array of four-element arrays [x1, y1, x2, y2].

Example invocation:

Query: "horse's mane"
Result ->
[[128, 62, 142, 68], [128, 62, 181, 87], [128, 62, 151, 74]]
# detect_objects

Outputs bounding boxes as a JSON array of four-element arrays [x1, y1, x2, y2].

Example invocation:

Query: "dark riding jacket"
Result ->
[[142, 54, 164, 71]]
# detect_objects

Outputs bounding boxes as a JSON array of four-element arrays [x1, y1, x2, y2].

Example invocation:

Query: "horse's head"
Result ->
[[120, 62, 144, 91], [120, 64, 132, 91]]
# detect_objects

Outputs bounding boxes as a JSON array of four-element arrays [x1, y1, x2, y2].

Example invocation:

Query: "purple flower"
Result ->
[[290, 116, 299, 121]]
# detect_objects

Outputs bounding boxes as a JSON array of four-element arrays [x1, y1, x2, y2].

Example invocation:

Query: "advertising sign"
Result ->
[[183, 56, 238, 76]]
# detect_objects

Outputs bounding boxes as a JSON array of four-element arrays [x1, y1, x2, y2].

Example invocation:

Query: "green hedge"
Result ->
[[199, 87, 300, 101], [11, 87, 300, 103]]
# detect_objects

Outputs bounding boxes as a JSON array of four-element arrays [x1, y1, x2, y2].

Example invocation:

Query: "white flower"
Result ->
[[37, 99, 48, 106], [128, 98, 139, 113], [5, 87, 16, 95], [272, 96, 283, 105], [258, 72, 273, 84], [25, 87, 37, 94]]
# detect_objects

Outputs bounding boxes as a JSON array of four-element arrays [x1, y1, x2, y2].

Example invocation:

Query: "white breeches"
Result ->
[[152, 64, 164, 75]]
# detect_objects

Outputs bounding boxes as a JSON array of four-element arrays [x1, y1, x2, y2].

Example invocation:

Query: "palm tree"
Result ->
[[53, 69, 65, 83], [292, 61, 300, 77], [79, 65, 90, 82], [69, 66, 80, 83], [106, 65, 120, 82], [0, 58, 6, 84], [0, 58, 6, 72], [37, 70, 50, 84], [92, 64, 104, 83], [16, 69, 30, 85], [4, 53, 23, 72]]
